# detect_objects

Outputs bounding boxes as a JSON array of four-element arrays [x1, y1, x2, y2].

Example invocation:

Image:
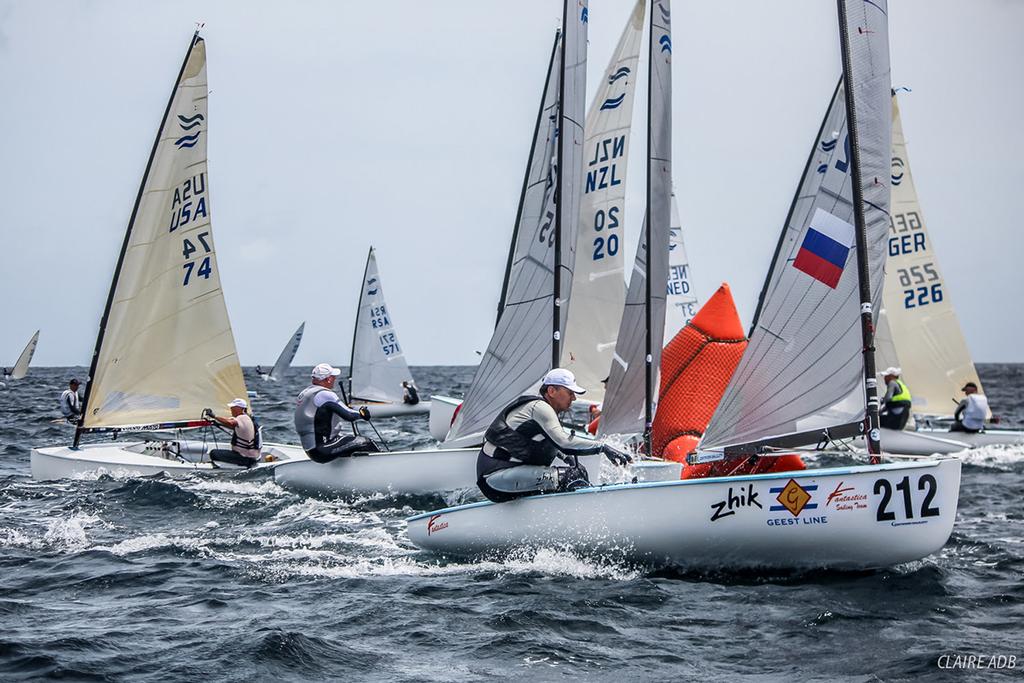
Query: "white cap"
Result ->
[[879, 366, 901, 377], [312, 363, 342, 380], [227, 398, 248, 409], [540, 368, 586, 394]]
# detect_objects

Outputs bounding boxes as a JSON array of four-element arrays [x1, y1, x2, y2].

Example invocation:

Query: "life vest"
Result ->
[[890, 378, 912, 404], [482, 395, 561, 467], [294, 385, 328, 451], [231, 414, 262, 451]]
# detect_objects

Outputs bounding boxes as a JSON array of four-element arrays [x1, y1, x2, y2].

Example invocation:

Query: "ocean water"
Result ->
[[1, 365, 1022, 681]]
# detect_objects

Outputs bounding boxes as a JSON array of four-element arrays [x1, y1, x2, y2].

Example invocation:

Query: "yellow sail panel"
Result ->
[[881, 95, 983, 417], [83, 38, 246, 429]]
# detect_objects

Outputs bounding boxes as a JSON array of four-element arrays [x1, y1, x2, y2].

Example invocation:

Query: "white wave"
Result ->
[[957, 443, 1024, 470]]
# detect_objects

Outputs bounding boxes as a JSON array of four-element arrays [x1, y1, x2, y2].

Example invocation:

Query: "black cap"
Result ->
[[69, 378, 80, 385], [961, 382, 978, 391]]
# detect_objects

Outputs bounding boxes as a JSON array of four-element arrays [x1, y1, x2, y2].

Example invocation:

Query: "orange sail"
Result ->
[[653, 283, 803, 478]]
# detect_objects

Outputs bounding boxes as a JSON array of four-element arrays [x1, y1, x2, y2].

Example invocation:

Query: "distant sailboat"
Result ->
[[3, 330, 39, 381], [663, 192, 698, 342], [259, 322, 304, 381], [31, 32, 307, 480], [347, 247, 430, 417], [873, 93, 1023, 451]]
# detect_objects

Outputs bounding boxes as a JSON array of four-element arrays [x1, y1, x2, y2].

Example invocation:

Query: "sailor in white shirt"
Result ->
[[951, 382, 989, 434], [59, 379, 82, 424]]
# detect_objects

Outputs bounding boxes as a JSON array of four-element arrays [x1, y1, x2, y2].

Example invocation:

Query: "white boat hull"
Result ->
[[273, 447, 681, 497], [353, 400, 431, 418], [428, 395, 461, 441], [851, 427, 1024, 456], [30, 441, 309, 481], [407, 459, 962, 571]]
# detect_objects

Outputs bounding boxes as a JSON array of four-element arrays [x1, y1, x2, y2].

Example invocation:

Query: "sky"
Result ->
[[1, 0, 1021, 368]]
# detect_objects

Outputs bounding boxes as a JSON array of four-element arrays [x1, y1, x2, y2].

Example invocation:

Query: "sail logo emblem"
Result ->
[[600, 94, 626, 111], [365, 277, 379, 296], [659, 35, 672, 53], [580, 4, 588, 23], [770, 479, 818, 517], [792, 208, 855, 289], [891, 156, 905, 185], [657, 2, 671, 24], [174, 113, 204, 149], [820, 137, 838, 153], [608, 67, 631, 84]]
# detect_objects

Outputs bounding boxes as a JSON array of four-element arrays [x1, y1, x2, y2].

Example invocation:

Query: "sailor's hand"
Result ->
[[358, 406, 371, 420], [601, 443, 633, 466], [202, 408, 215, 420]]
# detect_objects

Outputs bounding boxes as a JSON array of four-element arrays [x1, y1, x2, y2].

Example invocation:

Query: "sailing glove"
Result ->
[[601, 444, 633, 466], [358, 406, 371, 420], [202, 408, 215, 420]]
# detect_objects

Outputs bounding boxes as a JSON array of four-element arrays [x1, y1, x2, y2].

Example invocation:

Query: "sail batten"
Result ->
[[77, 34, 247, 438]]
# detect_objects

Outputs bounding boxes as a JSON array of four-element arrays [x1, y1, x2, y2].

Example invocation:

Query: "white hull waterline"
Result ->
[[849, 427, 1024, 456], [31, 440, 308, 481], [274, 448, 681, 497], [352, 400, 432, 419], [408, 459, 962, 571]]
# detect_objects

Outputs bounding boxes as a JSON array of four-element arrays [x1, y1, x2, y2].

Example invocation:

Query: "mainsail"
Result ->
[[877, 94, 983, 416], [561, 0, 645, 404], [599, 0, 673, 438], [702, 0, 892, 453], [663, 191, 698, 343], [349, 248, 416, 404], [9, 330, 39, 380], [448, 1, 587, 442], [77, 34, 247, 437], [268, 322, 304, 381]]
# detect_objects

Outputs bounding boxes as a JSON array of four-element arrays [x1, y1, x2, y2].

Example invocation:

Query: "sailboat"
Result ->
[[408, 0, 962, 571], [30, 33, 307, 480], [258, 322, 304, 382], [274, 2, 676, 497], [428, 0, 646, 441], [663, 192, 698, 342], [2, 330, 39, 383], [872, 93, 1023, 451], [346, 247, 430, 417]]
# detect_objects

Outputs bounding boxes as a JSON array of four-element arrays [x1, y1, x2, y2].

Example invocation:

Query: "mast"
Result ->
[[498, 31, 560, 328], [836, 1, 882, 460], [552, 0, 570, 370], [643, 4, 655, 455], [349, 245, 374, 397], [749, 78, 844, 337], [74, 31, 201, 448]]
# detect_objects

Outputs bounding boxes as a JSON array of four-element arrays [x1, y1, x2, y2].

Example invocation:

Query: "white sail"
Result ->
[[8, 330, 39, 380], [880, 94, 983, 416], [599, 0, 673, 438], [663, 191, 698, 343], [703, 0, 892, 452], [449, 2, 587, 442], [561, 0, 644, 403], [349, 248, 415, 404], [80, 36, 247, 431], [268, 322, 304, 380]]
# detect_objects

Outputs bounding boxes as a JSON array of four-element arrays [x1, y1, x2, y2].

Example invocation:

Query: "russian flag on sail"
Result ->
[[792, 209, 856, 289]]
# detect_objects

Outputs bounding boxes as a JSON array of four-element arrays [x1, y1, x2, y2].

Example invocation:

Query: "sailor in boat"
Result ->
[[476, 368, 630, 502], [204, 398, 263, 468], [401, 380, 420, 406], [294, 363, 377, 463], [951, 382, 989, 433], [59, 379, 82, 424], [879, 367, 913, 430], [255, 365, 266, 377]]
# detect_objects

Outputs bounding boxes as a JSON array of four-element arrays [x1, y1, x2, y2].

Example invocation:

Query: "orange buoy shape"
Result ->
[[652, 283, 806, 478]]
